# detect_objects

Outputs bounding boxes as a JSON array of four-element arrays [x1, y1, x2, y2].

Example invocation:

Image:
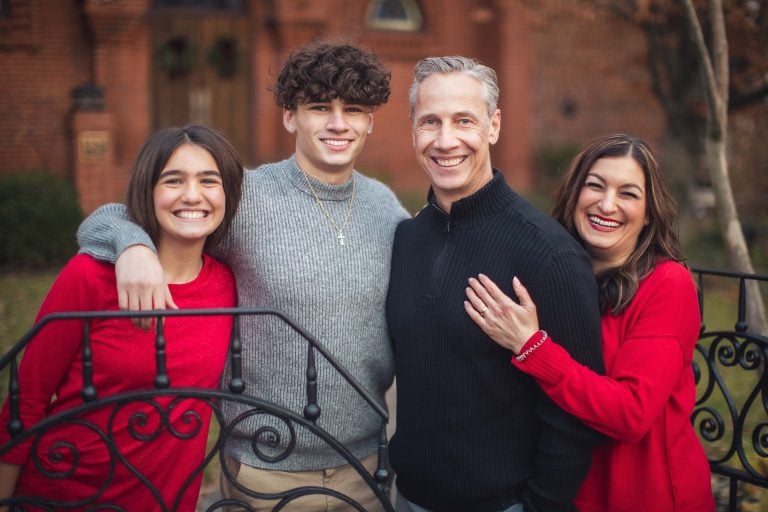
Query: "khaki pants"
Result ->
[[220, 452, 386, 511]]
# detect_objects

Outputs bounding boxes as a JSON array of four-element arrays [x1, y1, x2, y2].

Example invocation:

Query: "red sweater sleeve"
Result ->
[[512, 261, 700, 442], [0, 255, 96, 463]]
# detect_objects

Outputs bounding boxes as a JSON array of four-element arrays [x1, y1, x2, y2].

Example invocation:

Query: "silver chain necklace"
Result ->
[[300, 168, 356, 246]]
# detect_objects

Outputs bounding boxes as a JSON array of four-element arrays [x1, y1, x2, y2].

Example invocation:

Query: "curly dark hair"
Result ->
[[273, 41, 391, 110], [552, 133, 684, 314]]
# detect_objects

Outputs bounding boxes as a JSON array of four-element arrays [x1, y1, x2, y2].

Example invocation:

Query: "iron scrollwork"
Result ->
[[0, 308, 394, 511], [692, 268, 768, 511]]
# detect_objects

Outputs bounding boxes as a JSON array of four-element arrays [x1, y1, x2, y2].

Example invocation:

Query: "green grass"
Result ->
[[0, 269, 59, 342], [0, 268, 59, 404]]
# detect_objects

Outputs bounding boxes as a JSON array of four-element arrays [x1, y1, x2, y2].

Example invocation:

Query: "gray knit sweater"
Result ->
[[77, 155, 410, 470]]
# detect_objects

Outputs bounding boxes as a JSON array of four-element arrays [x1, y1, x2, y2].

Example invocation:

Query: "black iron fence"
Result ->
[[692, 268, 768, 512], [0, 268, 766, 511], [0, 309, 394, 511]]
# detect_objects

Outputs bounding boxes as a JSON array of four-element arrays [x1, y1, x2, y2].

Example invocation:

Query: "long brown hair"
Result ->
[[552, 133, 683, 314], [125, 124, 244, 250]]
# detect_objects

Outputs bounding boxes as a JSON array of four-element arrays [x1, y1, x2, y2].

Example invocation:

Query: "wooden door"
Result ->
[[150, 9, 250, 163]]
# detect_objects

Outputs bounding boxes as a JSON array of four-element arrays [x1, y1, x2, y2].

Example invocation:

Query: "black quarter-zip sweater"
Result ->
[[386, 171, 605, 512]]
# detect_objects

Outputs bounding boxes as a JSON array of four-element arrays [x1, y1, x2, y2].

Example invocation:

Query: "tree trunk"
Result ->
[[707, 139, 767, 333], [680, 0, 767, 334]]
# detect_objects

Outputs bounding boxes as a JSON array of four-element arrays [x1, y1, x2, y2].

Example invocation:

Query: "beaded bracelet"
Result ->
[[514, 330, 548, 362]]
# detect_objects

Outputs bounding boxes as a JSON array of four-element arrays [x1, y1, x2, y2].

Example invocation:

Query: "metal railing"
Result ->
[[692, 268, 768, 512], [0, 308, 394, 511], [1, 269, 766, 511]]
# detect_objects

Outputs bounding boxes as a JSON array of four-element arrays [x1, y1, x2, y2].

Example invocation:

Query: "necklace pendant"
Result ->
[[337, 231, 346, 245]]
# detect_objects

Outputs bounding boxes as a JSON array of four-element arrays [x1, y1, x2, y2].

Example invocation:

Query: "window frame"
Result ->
[[365, 0, 423, 32]]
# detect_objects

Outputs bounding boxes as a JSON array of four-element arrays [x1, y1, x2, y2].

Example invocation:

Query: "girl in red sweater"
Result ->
[[465, 133, 714, 512], [0, 124, 244, 511]]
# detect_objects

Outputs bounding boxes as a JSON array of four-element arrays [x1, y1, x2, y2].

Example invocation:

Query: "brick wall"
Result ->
[[1, 0, 754, 217], [83, 0, 153, 212], [0, 0, 92, 181], [527, 3, 665, 155]]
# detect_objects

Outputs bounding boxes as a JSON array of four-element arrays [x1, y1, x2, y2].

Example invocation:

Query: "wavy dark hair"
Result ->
[[273, 41, 391, 110], [125, 124, 244, 250], [552, 133, 684, 314]]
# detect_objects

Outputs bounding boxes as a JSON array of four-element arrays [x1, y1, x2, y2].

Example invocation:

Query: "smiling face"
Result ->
[[284, 98, 373, 184], [153, 143, 226, 251], [411, 73, 500, 212], [574, 155, 648, 271]]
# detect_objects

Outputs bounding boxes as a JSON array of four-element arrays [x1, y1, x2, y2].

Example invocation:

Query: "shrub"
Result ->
[[0, 172, 82, 269]]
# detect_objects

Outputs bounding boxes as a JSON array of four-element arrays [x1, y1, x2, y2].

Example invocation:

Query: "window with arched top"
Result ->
[[366, 0, 423, 32]]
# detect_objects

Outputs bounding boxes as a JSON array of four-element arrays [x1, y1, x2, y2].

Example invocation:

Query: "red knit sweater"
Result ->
[[0, 253, 235, 511], [513, 260, 714, 511]]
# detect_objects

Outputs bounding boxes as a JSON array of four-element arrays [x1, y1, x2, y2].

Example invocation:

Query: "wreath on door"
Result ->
[[207, 36, 239, 78], [156, 36, 196, 80]]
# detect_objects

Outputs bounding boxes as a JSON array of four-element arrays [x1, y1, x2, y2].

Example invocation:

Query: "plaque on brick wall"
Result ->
[[78, 131, 111, 163]]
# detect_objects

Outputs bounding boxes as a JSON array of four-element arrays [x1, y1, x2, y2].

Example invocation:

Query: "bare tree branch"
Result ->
[[679, 0, 723, 138], [730, 82, 768, 109], [679, 0, 767, 333], [708, 0, 729, 114]]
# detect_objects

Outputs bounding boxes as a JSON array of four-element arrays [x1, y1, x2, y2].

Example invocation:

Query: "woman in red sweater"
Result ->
[[0, 124, 244, 511], [464, 133, 714, 512]]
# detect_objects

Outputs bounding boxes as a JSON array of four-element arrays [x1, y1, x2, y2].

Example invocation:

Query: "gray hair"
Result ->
[[408, 56, 500, 118]]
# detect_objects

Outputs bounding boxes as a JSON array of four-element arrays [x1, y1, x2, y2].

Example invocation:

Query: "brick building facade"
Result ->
[[0, 0, 667, 214]]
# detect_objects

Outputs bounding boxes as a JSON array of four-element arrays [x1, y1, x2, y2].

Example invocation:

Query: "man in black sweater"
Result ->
[[386, 56, 605, 512]]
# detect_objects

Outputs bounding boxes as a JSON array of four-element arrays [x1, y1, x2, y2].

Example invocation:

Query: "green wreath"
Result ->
[[207, 36, 239, 78], [156, 36, 196, 80]]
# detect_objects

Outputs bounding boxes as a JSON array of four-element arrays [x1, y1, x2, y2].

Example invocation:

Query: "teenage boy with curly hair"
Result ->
[[77, 41, 409, 511]]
